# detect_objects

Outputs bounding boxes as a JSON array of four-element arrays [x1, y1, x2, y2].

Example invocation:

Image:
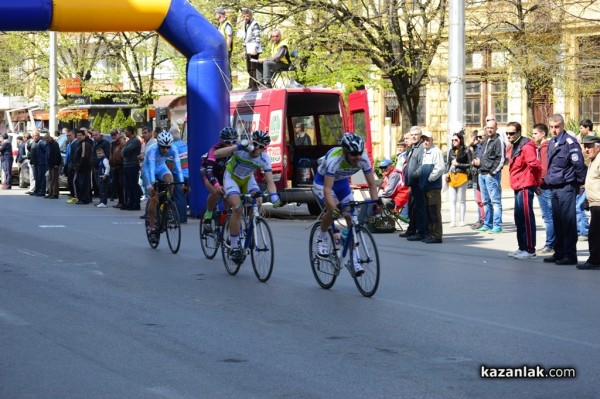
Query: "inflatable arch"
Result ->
[[0, 0, 230, 214]]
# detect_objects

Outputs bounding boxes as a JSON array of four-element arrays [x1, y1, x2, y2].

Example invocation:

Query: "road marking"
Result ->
[[0, 308, 30, 326], [111, 221, 144, 225], [39, 225, 66, 228], [17, 249, 50, 257], [147, 386, 187, 399]]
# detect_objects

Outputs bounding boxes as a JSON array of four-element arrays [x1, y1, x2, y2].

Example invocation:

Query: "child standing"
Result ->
[[96, 148, 111, 208]]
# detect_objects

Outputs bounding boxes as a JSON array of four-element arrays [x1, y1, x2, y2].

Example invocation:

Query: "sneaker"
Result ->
[[536, 246, 554, 256], [476, 225, 491, 232], [96, 203, 107, 208], [67, 197, 77, 204], [488, 227, 503, 234], [147, 227, 159, 243], [507, 249, 523, 258], [513, 251, 537, 259], [470, 221, 484, 230], [316, 236, 329, 257], [230, 248, 243, 263]]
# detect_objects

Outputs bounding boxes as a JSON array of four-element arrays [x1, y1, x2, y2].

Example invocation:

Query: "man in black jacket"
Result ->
[[400, 126, 428, 241], [121, 126, 142, 211], [44, 132, 62, 198], [74, 129, 93, 204], [34, 129, 48, 196]]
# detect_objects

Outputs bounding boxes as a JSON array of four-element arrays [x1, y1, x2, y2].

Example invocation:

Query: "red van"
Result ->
[[230, 88, 372, 215]]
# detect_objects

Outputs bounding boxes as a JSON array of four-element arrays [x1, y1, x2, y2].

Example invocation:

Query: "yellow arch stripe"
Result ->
[[51, 0, 171, 32]]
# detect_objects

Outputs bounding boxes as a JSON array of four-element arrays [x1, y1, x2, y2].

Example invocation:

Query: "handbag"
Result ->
[[448, 171, 468, 188], [367, 214, 397, 233]]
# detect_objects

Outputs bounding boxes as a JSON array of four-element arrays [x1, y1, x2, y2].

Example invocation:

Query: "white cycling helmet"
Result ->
[[157, 131, 174, 147], [341, 132, 364, 153]]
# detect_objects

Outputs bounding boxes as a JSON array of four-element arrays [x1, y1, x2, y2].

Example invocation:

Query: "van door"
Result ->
[[347, 89, 372, 161], [347, 90, 372, 187]]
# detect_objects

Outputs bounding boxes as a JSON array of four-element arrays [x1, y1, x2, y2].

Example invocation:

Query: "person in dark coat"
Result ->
[[74, 129, 93, 204], [121, 126, 142, 211], [0, 133, 13, 189], [34, 130, 48, 196], [44, 132, 62, 198]]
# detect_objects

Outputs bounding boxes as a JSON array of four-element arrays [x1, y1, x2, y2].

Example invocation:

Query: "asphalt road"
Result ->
[[1, 188, 598, 398]]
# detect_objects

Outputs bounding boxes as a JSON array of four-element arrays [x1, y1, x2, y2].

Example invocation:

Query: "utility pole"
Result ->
[[49, 31, 57, 133], [447, 0, 465, 146]]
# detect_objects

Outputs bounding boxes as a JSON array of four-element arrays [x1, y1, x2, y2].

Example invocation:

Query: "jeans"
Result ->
[[478, 173, 502, 230], [536, 188, 554, 249], [576, 189, 589, 237], [514, 188, 536, 253]]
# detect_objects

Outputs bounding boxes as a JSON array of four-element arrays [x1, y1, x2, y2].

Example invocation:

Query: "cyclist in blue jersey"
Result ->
[[312, 133, 379, 267], [142, 131, 185, 239]]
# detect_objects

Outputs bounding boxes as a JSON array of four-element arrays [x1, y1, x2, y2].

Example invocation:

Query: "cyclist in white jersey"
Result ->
[[214, 130, 281, 262], [312, 133, 379, 271]]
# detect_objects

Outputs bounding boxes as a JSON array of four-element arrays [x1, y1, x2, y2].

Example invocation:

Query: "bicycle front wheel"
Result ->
[[200, 210, 220, 259], [351, 226, 380, 297], [145, 201, 160, 249], [165, 200, 181, 254], [308, 222, 337, 289], [221, 215, 242, 275], [250, 217, 274, 282]]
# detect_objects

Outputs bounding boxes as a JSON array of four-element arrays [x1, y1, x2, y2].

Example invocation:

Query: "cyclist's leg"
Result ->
[[313, 179, 338, 234], [147, 189, 159, 230], [202, 171, 220, 220], [223, 171, 244, 248], [247, 174, 261, 218]]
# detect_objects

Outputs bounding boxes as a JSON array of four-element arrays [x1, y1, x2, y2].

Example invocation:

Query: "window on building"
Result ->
[[580, 94, 600, 125], [491, 82, 508, 123], [466, 51, 484, 69], [384, 86, 425, 126], [465, 82, 481, 125]]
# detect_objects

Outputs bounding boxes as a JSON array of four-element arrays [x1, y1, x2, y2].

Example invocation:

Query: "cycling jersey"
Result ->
[[225, 150, 272, 180], [314, 147, 372, 183], [142, 143, 183, 188], [201, 142, 230, 188]]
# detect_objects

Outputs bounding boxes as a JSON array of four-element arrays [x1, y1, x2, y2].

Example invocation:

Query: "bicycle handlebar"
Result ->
[[343, 199, 382, 207]]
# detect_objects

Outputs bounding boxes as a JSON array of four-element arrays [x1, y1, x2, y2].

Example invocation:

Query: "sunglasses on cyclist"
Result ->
[[349, 151, 363, 156], [253, 143, 266, 150], [159, 145, 171, 150], [223, 139, 237, 145]]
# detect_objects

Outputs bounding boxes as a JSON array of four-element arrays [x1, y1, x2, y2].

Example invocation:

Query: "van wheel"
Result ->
[[307, 202, 322, 216]]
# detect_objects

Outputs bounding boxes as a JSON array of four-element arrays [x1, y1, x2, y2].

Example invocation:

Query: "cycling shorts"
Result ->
[[312, 174, 354, 206], [143, 163, 172, 188], [223, 170, 259, 198]]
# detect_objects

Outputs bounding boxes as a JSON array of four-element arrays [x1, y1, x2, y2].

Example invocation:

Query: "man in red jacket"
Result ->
[[506, 122, 542, 259]]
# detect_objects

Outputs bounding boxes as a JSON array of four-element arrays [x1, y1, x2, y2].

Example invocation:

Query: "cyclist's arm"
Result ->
[[171, 147, 184, 183], [264, 171, 277, 195], [214, 145, 238, 159], [146, 147, 157, 188], [204, 147, 222, 189]]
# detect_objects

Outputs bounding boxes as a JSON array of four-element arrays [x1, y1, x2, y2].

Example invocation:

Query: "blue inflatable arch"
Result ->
[[0, 0, 229, 214]]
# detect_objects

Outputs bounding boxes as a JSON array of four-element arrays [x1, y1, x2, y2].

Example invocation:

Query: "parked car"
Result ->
[[17, 133, 68, 190]]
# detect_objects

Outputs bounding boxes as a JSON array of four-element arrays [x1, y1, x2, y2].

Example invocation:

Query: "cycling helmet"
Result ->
[[219, 127, 238, 141], [157, 131, 174, 147], [252, 130, 271, 145], [341, 132, 364, 153]]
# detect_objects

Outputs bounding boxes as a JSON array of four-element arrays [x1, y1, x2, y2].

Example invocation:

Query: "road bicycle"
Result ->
[[200, 199, 229, 259], [308, 200, 381, 297], [145, 181, 182, 254], [221, 192, 274, 282]]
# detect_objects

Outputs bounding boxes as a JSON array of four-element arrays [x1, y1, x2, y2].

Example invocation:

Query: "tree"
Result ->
[[100, 113, 113, 134], [91, 112, 103, 130], [112, 108, 127, 130], [214, 0, 448, 129]]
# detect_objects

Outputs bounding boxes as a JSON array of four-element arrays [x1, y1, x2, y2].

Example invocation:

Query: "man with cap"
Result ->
[[413, 131, 445, 243], [378, 158, 408, 214], [242, 8, 262, 90], [577, 135, 600, 270], [544, 114, 587, 265], [215, 8, 233, 87]]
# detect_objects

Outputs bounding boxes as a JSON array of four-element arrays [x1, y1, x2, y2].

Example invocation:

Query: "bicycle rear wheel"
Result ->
[[351, 226, 380, 297], [221, 215, 242, 275], [200, 210, 220, 259], [165, 200, 181, 254], [308, 222, 337, 289], [144, 201, 160, 249], [250, 217, 274, 282]]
